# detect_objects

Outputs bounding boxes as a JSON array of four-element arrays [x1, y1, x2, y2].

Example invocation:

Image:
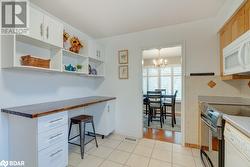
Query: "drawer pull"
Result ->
[[50, 149, 63, 157], [49, 118, 63, 124], [49, 133, 63, 140]]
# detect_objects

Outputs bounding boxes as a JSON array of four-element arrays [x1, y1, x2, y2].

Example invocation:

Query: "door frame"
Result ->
[[140, 41, 186, 146]]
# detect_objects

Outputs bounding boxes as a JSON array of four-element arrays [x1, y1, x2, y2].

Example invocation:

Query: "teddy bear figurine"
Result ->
[[69, 36, 84, 54], [63, 31, 70, 49]]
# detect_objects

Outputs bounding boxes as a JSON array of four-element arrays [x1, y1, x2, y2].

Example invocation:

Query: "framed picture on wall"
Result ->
[[119, 65, 129, 79], [118, 50, 128, 64]]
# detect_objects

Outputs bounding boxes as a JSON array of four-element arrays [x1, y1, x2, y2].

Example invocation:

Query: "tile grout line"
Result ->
[[147, 140, 156, 167], [123, 137, 139, 166], [171, 143, 174, 167], [105, 138, 133, 166], [96, 137, 125, 167]]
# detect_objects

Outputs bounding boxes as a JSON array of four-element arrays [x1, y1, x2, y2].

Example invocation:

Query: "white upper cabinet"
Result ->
[[96, 43, 104, 61], [43, 15, 63, 48], [27, 7, 63, 48], [28, 7, 44, 41], [89, 41, 104, 61]]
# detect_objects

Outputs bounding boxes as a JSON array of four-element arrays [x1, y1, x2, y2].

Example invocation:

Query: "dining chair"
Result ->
[[155, 89, 166, 95], [147, 91, 164, 128], [163, 90, 178, 127], [143, 97, 150, 115]]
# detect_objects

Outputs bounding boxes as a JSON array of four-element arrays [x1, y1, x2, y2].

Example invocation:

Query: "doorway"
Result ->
[[142, 45, 184, 144]]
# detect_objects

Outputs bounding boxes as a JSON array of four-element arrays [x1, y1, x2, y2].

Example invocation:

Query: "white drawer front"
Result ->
[[38, 141, 68, 167], [38, 125, 68, 151], [38, 112, 68, 133]]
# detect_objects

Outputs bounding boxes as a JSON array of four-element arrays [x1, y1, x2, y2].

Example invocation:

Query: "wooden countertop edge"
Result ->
[[2, 97, 116, 118]]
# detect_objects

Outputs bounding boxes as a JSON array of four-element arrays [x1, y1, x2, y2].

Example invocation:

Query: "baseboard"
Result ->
[[185, 143, 200, 149]]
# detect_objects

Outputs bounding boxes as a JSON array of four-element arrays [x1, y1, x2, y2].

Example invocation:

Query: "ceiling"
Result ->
[[143, 46, 182, 59], [31, 0, 226, 38]]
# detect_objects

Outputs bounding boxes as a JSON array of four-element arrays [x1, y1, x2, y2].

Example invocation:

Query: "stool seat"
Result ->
[[71, 115, 93, 124]]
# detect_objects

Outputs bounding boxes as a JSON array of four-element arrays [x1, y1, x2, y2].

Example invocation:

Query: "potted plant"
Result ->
[[76, 64, 82, 72]]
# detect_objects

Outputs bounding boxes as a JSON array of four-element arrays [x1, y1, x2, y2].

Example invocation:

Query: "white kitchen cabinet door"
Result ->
[[27, 7, 44, 41], [84, 101, 115, 136], [105, 100, 115, 134], [89, 42, 104, 61], [38, 141, 68, 167], [43, 16, 63, 48], [225, 140, 250, 167], [95, 43, 104, 61]]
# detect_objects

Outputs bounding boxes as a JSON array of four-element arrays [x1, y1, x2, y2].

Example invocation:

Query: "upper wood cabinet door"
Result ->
[[43, 16, 63, 48], [220, 23, 232, 75], [231, 7, 245, 41], [220, 23, 232, 50], [27, 7, 44, 41], [245, 0, 250, 30]]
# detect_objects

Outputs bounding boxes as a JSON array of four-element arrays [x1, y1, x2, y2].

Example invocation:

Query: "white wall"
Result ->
[[0, 4, 104, 160], [96, 0, 248, 144], [96, 17, 219, 139]]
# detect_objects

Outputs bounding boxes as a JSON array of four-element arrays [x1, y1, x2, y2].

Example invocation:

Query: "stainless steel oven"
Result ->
[[200, 102, 250, 167], [200, 103, 224, 167]]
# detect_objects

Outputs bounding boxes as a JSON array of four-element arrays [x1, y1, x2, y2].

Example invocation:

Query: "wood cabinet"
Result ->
[[219, 0, 250, 80], [244, 0, 250, 30], [231, 7, 245, 41]]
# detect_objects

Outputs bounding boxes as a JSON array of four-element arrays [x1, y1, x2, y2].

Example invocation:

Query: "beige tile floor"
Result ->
[[68, 134, 202, 167]]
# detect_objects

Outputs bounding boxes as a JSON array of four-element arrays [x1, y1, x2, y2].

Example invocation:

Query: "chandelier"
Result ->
[[153, 49, 168, 67]]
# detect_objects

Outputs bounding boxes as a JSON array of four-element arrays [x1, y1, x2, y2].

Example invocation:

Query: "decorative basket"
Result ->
[[20, 55, 50, 69]]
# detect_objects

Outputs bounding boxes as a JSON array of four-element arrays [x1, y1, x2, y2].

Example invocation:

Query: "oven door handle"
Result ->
[[201, 116, 217, 132]]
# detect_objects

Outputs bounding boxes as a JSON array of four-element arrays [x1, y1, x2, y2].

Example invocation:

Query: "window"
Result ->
[[143, 65, 182, 100]]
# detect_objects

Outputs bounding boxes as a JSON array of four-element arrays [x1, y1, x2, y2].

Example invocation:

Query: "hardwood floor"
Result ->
[[143, 128, 182, 144]]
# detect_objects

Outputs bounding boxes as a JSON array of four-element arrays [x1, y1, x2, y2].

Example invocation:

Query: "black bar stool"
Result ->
[[68, 115, 98, 159]]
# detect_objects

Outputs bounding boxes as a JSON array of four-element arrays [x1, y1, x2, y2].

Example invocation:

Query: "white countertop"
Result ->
[[223, 114, 250, 138]]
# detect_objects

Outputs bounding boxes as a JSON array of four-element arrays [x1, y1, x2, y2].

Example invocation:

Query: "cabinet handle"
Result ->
[[40, 24, 43, 37], [49, 132, 63, 140], [49, 118, 63, 124], [50, 149, 63, 157], [46, 26, 49, 39]]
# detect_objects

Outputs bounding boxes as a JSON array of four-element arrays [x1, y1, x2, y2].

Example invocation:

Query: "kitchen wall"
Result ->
[[96, 17, 220, 140], [240, 80, 250, 97], [0, 4, 103, 160], [96, 0, 248, 144]]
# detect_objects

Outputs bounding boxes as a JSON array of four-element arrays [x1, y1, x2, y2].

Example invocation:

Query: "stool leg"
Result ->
[[79, 122, 85, 159], [68, 121, 73, 141], [91, 120, 98, 148]]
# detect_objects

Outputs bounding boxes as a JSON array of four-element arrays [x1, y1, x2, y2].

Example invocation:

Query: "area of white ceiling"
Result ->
[[143, 46, 182, 59], [31, 0, 226, 38]]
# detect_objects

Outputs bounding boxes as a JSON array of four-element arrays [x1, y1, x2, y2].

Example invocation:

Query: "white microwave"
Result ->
[[223, 30, 250, 75]]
